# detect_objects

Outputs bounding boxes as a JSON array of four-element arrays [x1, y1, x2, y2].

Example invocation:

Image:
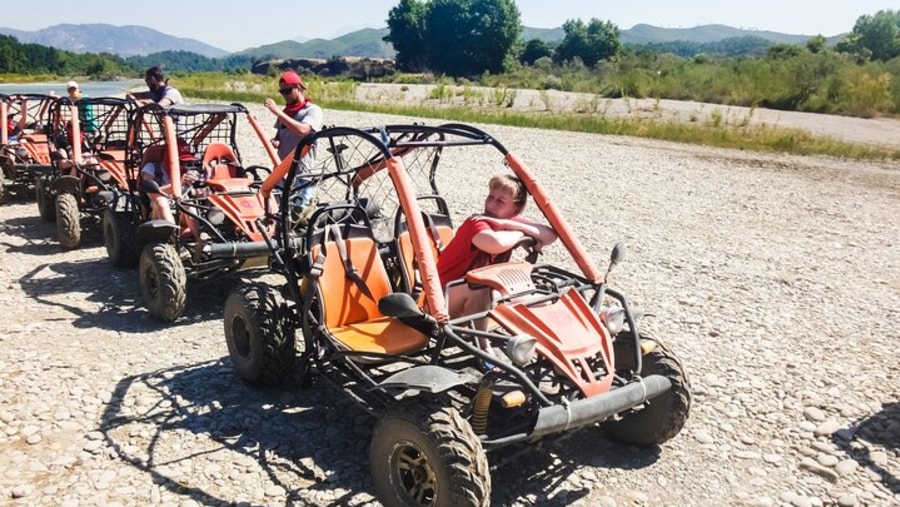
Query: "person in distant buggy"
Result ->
[[438, 174, 557, 335], [127, 66, 184, 107], [66, 81, 98, 134], [5, 97, 27, 141], [139, 138, 201, 223], [264, 70, 323, 209]]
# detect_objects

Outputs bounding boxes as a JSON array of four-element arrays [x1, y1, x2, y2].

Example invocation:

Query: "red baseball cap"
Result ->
[[279, 70, 306, 89]]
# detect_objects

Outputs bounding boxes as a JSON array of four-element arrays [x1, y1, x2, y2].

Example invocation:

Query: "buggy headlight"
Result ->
[[505, 334, 537, 367], [96, 170, 112, 182], [601, 308, 626, 335], [15, 147, 27, 158], [207, 208, 225, 225]]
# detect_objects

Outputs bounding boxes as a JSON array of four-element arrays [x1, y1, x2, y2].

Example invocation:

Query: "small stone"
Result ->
[[85, 431, 104, 441], [836, 494, 858, 507], [694, 431, 714, 444], [799, 458, 839, 483], [11, 485, 33, 498], [814, 419, 842, 437], [83, 440, 103, 453], [817, 454, 839, 467], [265, 485, 286, 497], [869, 451, 887, 466], [26, 433, 42, 445], [763, 453, 782, 464], [834, 460, 858, 477], [804, 407, 826, 422]]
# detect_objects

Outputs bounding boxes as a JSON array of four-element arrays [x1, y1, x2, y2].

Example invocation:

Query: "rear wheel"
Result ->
[[224, 283, 297, 385], [103, 209, 141, 267], [602, 337, 691, 446], [370, 402, 491, 507], [55, 193, 81, 250], [139, 242, 186, 322], [35, 177, 56, 221]]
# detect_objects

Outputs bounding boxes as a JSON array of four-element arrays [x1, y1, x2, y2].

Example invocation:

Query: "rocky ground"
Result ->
[[0, 105, 898, 507]]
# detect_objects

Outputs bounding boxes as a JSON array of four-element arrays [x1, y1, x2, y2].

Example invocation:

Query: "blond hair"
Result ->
[[489, 174, 527, 211]]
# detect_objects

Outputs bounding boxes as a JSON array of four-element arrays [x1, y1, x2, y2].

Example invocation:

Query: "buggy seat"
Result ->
[[311, 221, 427, 356], [203, 142, 253, 192]]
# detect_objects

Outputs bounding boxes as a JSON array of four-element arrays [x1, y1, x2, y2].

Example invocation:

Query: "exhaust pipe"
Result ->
[[530, 374, 671, 439], [203, 236, 302, 259]]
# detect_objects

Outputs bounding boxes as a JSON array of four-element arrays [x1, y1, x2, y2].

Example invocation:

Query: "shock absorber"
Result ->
[[471, 380, 493, 435]]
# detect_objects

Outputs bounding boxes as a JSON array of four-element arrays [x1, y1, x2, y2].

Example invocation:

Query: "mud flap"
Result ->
[[138, 220, 178, 244], [376, 365, 479, 396], [50, 175, 81, 195]]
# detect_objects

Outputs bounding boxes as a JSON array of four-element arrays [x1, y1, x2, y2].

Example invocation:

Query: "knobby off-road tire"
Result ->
[[0, 169, 6, 203], [371, 402, 491, 507], [603, 336, 692, 446], [55, 193, 81, 250], [103, 209, 141, 267], [139, 242, 186, 322], [224, 283, 297, 385], [35, 178, 56, 222]]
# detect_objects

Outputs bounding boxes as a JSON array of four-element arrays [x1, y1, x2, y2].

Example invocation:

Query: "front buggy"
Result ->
[[0, 93, 62, 206], [124, 103, 280, 322], [222, 123, 692, 506]]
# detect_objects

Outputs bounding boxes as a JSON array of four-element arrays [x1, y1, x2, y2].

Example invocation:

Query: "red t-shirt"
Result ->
[[437, 216, 493, 285]]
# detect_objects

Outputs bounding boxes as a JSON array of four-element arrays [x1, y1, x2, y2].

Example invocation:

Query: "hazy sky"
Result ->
[[4, 0, 894, 52]]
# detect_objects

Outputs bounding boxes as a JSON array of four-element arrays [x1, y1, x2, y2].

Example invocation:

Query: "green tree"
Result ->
[[555, 18, 620, 67], [520, 38, 552, 65], [806, 34, 827, 54], [384, 0, 428, 72], [423, 0, 521, 76], [837, 10, 900, 61]]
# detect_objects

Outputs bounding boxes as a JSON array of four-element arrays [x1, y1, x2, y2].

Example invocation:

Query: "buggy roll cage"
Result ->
[[264, 123, 607, 324], [128, 102, 278, 199]]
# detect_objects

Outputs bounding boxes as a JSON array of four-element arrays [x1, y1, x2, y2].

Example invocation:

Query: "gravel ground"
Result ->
[[1, 105, 898, 507]]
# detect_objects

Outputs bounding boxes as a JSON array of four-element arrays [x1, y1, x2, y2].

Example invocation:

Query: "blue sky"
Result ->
[[4, 0, 895, 52]]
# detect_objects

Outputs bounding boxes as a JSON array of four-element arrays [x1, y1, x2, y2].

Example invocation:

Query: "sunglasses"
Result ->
[[279, 87, 295, 95]]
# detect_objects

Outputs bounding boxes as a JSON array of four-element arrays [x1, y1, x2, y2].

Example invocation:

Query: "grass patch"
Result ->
[[183, 85, 900, 162]]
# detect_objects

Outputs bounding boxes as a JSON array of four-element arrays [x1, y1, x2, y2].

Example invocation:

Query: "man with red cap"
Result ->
[[264, 70, 324, 207]]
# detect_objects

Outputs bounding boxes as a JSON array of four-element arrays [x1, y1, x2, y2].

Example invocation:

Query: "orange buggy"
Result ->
[[0, 93, 61, 207], [222, 123, 692, 506], [120, 103, 280, 322]]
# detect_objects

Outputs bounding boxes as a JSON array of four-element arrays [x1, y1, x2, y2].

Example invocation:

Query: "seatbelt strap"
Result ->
[[329, 224, 374, 300], [423, 212, 444, 253]]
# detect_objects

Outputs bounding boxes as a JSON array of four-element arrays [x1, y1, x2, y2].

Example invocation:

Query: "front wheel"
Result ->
[[139, 242, 186, 322], [103, 209, 141, 267], [602, 336, 691, 446], [224, 283, 297, 385], [370, 403, 491, 507], [55, 193, 81, 250]]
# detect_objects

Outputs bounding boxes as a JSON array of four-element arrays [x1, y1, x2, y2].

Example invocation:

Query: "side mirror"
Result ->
[[378, 293, 423, 319]]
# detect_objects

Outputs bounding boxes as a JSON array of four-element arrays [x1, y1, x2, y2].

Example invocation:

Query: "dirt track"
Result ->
[[1, 106, 898, 506]]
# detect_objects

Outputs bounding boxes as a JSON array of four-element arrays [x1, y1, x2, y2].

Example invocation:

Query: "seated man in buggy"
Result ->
[[139, 138, 203, 223]]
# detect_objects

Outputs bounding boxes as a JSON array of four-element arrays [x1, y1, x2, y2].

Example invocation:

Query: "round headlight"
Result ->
[[207, 208, 226, 225], [601, 308, 626, 335], [505, 334, 537, 367]]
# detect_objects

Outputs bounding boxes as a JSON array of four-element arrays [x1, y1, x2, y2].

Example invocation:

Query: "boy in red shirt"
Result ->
[[437, 174, 557, 330]]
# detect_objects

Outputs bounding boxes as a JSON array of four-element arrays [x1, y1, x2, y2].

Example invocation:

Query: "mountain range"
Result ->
[[0, 23, 840, 60]]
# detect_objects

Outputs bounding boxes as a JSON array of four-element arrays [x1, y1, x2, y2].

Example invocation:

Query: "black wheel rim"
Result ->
[[390, 440, 437, 506]]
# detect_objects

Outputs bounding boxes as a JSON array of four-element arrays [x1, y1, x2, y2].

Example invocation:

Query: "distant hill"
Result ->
[[0, 23, 228, 58], [238, 28, 395, 60], [620, 24, 840, 45], [0, 22, 846, 62]]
